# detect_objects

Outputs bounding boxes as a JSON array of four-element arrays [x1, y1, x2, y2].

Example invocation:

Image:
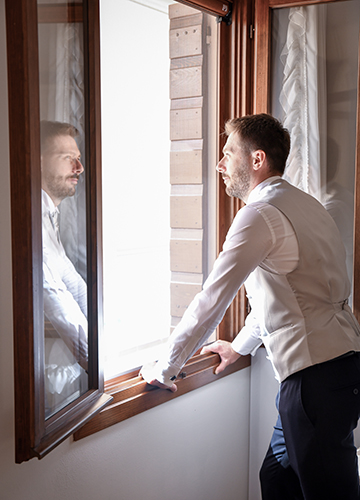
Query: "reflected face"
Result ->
[[216, 132, 252, 202], [41, 134, 84, 206]]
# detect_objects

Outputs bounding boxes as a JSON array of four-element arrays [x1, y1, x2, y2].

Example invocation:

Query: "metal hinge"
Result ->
[[217, 2, 233, 26], [249, 24, 254, 39]]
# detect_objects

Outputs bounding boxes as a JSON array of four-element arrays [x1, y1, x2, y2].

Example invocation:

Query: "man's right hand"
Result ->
[[145, 378, 177, 393], [139, 362, 178, 392]]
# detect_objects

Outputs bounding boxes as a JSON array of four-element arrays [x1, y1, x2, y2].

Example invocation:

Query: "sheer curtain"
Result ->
[[271, 1, 359, 304], [272, 5, 327, 201]]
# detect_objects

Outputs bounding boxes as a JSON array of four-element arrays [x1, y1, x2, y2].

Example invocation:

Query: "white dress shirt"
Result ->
[[143, 177, 299, 386], [42, 190, 88, 371]]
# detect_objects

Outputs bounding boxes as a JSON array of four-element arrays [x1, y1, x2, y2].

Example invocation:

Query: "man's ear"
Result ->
[[252, 149, 266, 171]]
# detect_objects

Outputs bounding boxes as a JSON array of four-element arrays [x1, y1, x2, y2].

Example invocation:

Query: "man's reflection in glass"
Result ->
[[41, 120, 88, 417]]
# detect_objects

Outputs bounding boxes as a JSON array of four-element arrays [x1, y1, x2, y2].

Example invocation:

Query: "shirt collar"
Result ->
[[247, 176, 282, 204], [42, 189, 58, 215]]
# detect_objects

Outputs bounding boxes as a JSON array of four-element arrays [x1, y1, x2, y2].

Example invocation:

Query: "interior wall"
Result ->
[[248, 349, 279, 500], [0, 1, 253, 499]]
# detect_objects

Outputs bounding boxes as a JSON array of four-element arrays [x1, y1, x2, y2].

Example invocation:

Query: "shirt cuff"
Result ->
[[231, 330, 262, 356], [140, 360, 181, 387]]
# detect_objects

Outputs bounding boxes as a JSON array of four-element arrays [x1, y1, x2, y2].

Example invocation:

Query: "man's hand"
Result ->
[[200, 340, 241, 375], [139, 362, 178, 392], [145, 378, 177, 393]]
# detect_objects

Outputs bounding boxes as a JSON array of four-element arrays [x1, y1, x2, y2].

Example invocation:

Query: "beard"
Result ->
[[46, 174, 78, 202], [225, 163, 251, 201]]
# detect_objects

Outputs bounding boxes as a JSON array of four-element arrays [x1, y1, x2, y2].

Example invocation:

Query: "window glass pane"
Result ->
[[38, 0, 89, 418], [101, 0, 218, 379], [271, 0, 360, 307]]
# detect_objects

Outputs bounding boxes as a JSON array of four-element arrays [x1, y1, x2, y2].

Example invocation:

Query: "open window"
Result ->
[[100, 0, 221, 380], [6, 0, 113, 463], [7, 0, 251, 461], [75, 0, 252, 441]]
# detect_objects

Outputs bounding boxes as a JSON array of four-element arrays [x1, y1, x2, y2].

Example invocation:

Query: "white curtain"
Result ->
[[271, 2, 357, 303], [276, 5, 327, 201]]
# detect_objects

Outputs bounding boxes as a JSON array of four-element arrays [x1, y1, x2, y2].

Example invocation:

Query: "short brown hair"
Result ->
[[225, 114, 290, 175], [40, 120, 79, 153]]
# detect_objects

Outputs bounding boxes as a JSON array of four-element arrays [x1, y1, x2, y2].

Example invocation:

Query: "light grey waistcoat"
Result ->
[[248, 178, 360, 382]]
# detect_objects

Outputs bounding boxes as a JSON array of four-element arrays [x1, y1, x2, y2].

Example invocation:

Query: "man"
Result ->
[[41, 120, 88, 374], [141, 114, 360, 499]]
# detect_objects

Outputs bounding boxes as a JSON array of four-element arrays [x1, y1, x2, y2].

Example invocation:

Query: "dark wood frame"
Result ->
[[217, 0, 254, 343], [6, 0, 112, 463], [179, 0, 232, 18]]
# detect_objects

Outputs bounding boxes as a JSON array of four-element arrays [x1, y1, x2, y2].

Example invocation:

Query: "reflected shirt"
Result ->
[[143, 177, 299, 386], [42, 190, 88, 371]]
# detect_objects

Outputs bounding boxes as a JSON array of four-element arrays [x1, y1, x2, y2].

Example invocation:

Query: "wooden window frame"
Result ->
[[6, 0, 253, 459], [6, 0, 112, 463]]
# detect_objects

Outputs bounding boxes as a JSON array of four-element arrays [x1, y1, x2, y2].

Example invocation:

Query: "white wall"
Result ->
[[248, 349, 279, 500], [0, 1, 255, 499]]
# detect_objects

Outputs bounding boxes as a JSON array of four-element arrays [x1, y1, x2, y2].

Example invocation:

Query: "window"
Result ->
[[75, 0, 251, 440], [7, 0, 251, 460], [7, 0, 112, 463]]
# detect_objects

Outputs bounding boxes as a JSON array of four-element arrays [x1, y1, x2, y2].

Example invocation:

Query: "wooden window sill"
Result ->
[[73, 352, 251, 440]]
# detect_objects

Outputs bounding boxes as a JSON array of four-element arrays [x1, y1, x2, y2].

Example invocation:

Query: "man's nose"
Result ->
[[216, 157, 226, 173], [73, 158, 84, 174]]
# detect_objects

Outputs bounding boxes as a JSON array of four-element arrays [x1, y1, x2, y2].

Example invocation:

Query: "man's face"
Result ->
[[216, 132, 252, 202], [41, 134, 84, 206]]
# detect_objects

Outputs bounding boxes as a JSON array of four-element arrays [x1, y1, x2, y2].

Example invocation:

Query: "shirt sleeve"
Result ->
[[231, 309, 263, 356], [43, 260, 88, 371], [142, 204, 276, 386], [61, 253, 88, 318]]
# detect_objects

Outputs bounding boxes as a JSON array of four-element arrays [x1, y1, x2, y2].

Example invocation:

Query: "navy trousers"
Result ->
[[260, 353, 360, 500]]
